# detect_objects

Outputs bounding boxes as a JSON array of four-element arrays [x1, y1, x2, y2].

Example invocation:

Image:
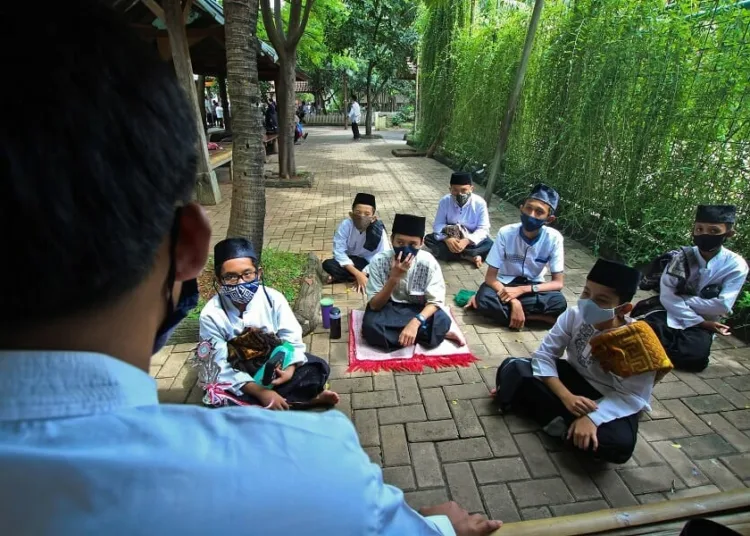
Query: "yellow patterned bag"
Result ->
[[589, 321, 673, 383]]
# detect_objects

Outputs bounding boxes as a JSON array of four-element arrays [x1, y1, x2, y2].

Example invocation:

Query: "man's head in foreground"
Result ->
[[0, 0, 211, 369]]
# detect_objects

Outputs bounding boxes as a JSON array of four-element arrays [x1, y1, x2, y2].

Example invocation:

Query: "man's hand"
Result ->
[[561, 393, 598, 417], [445, 237, 462, 254], [354, 271, 368, 294], [499, 286, 526, 303], [567, 416, 599, 452], [390, 252, 414, 279], [399, 318, 420, 347], [509, 299, 525, 330], [257, 389, 289, 410], [270, 364, 296, 386], [420, 502, 502, 536], [456, 238, 470, 252], [701, 321, 731, 336]]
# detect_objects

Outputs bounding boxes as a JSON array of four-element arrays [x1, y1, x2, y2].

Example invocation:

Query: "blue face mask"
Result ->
[[521, 213, 546, 232], [219, 279, 260, 306], [393, 245, 419, 261], [578, 298, 618, 326]]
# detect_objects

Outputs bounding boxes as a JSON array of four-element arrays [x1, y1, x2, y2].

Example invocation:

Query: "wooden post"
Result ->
[[197, 75, 207, 131], [163, 0, 221, 205], [218, 77, 231, 132], [483, 0, 544, 205], [342, 73, 348, 129]]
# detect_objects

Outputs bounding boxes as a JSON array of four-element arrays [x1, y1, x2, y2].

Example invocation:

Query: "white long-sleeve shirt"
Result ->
[[333, 218, 391, 267], [199, 287, 308, 395], [659, 246, 748, 329], [431, 194, 491, 245], [366, 249, 446, 306], [531, 307, 656, 426], [349, 102, 361, 123]]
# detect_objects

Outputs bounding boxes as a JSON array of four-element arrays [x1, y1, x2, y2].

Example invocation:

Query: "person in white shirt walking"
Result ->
[[424, 171, 493, 268], [215, 102, 224, 128], [0, 4, 503, 535], [494, 260, 663, 464], [466, 183, 567, 329], [349, 94, 362, 141], [634, 204, 748, 372], [322, 193, 391, 291]]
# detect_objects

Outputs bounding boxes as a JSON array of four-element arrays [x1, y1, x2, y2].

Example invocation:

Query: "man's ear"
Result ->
[[546, 214, 557, 225], [619, 302, 634, 316], [727, 228, 737, 239], [174, 202, 211, 283]]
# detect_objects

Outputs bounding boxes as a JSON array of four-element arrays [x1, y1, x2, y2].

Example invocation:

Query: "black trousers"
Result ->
[[496, 358, 639, 464], [424, 234, 494, 262], [643, 310, 712, 372], [351, 122, 360, 139], [322, 256, 369, 282], [232, 354, 330, 408], [362, 301, 451, 351], [475, 279, 567, 327]]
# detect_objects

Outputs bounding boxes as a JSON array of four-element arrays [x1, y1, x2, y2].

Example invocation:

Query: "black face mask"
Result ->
[[152, 208, 200, 354], [693, 233, 727, 253]]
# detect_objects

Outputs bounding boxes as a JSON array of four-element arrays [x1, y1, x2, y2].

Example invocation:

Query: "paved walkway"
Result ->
[[153, 127, 750, 521]]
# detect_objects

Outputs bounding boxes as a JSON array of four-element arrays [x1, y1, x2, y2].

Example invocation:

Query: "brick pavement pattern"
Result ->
[[153, 128, 750, 519]]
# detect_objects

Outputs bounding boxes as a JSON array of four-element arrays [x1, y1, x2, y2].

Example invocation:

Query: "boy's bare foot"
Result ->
[[489, 388, 497, 398], [311, 390, 340, 406], [464, 296, 478, 310], [445, 331, 466, 346], [472, 255, 483, 269]]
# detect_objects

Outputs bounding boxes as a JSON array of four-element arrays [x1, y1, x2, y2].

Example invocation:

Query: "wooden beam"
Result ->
[[141, 0, 165, 22], [163, 0, 221, 204], [183, 0, 194, 22]]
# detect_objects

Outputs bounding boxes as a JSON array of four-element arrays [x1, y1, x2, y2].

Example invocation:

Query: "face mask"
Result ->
[[153, 279, 200, 353], [393, 245, 419, 261], [693, 233, 726, 253], [352, 214, 373, 230], [521, 213, 546, 232], [219, 279, 260, 306], [578, 298, 619, 326], [455, 193, 471, 207]]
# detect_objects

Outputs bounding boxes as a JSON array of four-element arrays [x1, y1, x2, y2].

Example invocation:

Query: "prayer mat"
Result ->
[[347, 308, 477, 373]]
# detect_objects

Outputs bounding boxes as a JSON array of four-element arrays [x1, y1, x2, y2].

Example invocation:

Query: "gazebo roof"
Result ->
[[110, 0, 305, 81]]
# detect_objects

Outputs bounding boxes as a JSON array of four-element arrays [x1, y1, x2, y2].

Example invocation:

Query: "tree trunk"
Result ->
[[225, 0, 266, 257], [276, 51, 297, 178], [197, 75, 207, 131], [365, 62, 374, 136], [219, 77, 231, 132]]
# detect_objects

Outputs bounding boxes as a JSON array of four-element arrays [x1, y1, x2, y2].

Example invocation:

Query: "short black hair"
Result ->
[[0, 0, 197, 330]]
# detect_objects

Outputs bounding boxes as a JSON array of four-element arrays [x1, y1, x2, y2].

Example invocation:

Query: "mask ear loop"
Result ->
[[159, 208, 183, 328]]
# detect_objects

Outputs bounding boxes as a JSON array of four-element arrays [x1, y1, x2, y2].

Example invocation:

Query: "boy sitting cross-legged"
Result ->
[[493, 259, 672, 464]]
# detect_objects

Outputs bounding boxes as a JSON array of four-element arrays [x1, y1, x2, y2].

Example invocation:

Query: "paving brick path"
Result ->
[[153, 127, 750, 520]]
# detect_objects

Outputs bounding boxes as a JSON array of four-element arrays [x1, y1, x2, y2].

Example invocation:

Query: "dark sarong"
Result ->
[[424, 234, 494, 262], [642, 311, 712, 372], [322, 256, 369, 282], [475, 279, 567, 327], [231, 354, 330, 408], [496, 358, 639, 464], [362, 301, 451, 351]]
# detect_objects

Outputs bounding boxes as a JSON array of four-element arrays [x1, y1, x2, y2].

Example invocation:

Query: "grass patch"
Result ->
[[186, 248, 307, 320]]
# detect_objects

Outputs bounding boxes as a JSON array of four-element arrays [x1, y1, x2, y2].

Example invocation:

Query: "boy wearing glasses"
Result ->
[[199, 238, 339, 409], [322, 193, 390, 292]]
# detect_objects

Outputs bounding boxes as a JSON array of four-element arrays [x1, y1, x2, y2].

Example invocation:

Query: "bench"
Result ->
[[208, 143, 233, 171]]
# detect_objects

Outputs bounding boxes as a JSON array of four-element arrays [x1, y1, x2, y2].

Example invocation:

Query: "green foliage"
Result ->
[[420, 0, 750, 269]]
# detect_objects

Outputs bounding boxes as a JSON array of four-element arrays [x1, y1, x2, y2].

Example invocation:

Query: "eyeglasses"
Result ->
[[221, 270, 257, 285]]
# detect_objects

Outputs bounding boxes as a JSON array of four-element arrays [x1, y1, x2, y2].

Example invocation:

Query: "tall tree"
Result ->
[[225, 0, 267, 256], [344, 0, 417, 136], [260, 0, 315, 179]]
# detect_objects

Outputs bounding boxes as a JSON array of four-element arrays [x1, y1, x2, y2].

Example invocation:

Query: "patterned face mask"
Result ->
[[455, 193, 471, 207], [219, 279, 260, 306]]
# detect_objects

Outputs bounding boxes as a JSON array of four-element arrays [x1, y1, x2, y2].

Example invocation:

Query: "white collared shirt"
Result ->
[[660, 246, 748, 329], [486, 223, 565, 284], [366, 249, 446, 306], [332, 218, 391, 267], [431, 194, 491, 245], [531, 307, 655, 426], [199, 287, 308, 394]]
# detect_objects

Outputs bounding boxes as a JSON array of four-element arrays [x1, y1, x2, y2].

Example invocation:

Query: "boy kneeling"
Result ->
[[494, 260, 671, 464], [424, 171, 493, 268], [363, 214, 459, 350], [199, 238, 339, 409]]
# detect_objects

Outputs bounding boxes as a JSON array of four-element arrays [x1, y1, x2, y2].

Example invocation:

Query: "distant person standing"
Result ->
[[349, 95, 361, 141], [215, 102, 225, 129], [205, 97, 214, 127]]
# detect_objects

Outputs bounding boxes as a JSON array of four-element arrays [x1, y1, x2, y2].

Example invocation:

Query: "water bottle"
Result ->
[[329, 307, 342, 340]]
